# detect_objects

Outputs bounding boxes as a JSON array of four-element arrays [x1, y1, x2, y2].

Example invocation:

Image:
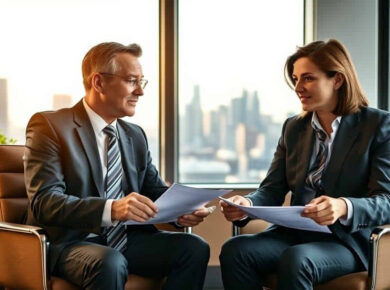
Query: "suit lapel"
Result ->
[[117, 121, 139, 193], [323, 111, 361, 195], [294, 117, 315, 203], [73, 101, 105, 197]]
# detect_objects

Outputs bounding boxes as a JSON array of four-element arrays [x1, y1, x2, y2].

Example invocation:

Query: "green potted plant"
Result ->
[[0, 131, 17, 145]]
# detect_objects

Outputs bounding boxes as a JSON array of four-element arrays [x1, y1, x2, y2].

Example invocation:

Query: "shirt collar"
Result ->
[[82, 98, 118, 136], [311, 112, 342, 134]]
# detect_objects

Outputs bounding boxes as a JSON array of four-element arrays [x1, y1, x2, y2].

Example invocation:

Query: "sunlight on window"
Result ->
[[178, 0, 304, 184], [0, 0, 159, 163]]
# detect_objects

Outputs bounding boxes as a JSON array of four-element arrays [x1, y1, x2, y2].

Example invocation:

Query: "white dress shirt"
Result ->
[[83, 98, 116, 227], [310, 113, 353, 225]]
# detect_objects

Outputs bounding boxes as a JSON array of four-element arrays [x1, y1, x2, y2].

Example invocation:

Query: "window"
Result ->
[[0, 0, 159, 163], [178, 0, 304, 184]]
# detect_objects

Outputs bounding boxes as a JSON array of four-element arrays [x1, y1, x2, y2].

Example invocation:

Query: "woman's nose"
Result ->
[[294, 80, 304, 93]]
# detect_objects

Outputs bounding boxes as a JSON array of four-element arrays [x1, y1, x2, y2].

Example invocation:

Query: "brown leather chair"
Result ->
[[233, 203, 390, 290], [0, 145, 181, 290]]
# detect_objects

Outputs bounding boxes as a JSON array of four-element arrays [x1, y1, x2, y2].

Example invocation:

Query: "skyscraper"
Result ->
[[183, 85, 204, 148], [0, 78, 9, 135]]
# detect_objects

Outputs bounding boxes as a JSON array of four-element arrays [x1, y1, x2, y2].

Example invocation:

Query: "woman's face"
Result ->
[[292, 57, 340, 114]]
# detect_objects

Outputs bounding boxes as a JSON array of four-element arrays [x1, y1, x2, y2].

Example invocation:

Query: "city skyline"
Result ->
[[179, 85, 298, 184]]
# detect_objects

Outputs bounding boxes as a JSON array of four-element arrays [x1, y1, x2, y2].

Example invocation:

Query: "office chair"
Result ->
[[0, 145, 182, 290]]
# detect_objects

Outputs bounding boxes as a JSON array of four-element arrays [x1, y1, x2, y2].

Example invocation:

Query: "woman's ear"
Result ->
[[334, 72, 345, 90], [91, 73, 104, 93]]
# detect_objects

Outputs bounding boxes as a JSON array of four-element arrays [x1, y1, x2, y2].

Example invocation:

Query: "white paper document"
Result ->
[[219, 197, 331, 233], [125, 184, 231, 225]]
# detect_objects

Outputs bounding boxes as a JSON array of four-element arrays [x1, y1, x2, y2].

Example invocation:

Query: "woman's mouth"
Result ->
[[299, 95, 311, 102]]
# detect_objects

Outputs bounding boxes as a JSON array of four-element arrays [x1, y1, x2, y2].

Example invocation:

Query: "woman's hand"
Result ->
[[219, 195, 251, 222], [302, 195, 348, 225], [177, 207, 211, 227]]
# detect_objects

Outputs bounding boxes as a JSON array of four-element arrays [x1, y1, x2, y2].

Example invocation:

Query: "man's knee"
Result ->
[[80, 247, 128, 289], [168, 233, 209, 269], [181, 234, 210, 263], [101, 249, 128, 273]]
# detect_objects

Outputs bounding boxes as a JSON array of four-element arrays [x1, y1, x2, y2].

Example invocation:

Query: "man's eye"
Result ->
[[127, 79, 138, 85]]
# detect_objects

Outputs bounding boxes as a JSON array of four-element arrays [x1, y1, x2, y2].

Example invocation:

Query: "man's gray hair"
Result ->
[[82, 42, 142, 91]]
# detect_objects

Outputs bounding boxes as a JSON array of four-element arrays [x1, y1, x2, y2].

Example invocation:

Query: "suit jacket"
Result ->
[[24, 100, 168, 272], [245, 106, 390, 269]]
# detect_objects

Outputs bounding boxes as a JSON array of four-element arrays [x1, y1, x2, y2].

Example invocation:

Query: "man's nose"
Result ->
[[134, 86, 144, 96]]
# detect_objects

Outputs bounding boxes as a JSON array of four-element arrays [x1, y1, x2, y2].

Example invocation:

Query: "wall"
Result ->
[[316, 0, 378, 107]]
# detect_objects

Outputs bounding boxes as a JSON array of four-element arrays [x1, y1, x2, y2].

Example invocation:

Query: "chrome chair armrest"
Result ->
[[0, 221, 50, 290], [369, 225, 390, 290], [232, 224, 240, 236], [0, 221, 46, 234]]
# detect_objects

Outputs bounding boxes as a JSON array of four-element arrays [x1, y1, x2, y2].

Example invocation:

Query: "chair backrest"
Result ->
[[0, 145, 28, 223]]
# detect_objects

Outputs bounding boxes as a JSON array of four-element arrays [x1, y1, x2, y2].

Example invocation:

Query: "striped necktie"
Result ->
[[102, 125, 127, 253], [306, 127, 328, 195]]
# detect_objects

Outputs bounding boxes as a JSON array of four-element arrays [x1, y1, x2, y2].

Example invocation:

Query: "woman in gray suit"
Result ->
[[219, 39, 390, 290]]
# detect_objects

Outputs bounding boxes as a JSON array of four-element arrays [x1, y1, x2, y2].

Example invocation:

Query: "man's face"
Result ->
[[99, 53, 144, 119]]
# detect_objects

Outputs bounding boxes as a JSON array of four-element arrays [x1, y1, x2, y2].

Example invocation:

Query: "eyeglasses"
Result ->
[[99, 72, 148, 89]]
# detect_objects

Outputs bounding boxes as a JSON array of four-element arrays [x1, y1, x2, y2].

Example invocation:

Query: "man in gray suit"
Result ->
[[24, 42, 210, 290]]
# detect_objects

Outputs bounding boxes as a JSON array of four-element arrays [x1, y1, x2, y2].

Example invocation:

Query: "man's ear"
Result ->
[[91, 73, 104, 93], [334, 72, 345, 90]]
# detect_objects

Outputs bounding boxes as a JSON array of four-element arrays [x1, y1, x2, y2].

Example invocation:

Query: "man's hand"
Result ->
[[177, 207, 211, 227], [219, 195, 251, 222], [302, 195, 347, 225], [111, 192, 158, 222]]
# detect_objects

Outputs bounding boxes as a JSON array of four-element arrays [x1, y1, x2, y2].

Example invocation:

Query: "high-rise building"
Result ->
[[230, 89, 249, 127], [183, 85, 204, 148], [0, 78, 9, 135], [247, 91, 261, 128]]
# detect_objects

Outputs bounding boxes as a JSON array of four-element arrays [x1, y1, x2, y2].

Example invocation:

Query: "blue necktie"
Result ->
[[306, 127, 328, 195], [102, 125, 127, 253]]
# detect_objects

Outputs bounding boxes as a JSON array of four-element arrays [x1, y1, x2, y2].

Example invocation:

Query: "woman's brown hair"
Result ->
[[285, 39, 368, 116]]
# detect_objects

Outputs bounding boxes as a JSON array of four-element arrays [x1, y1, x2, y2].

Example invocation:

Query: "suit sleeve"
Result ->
[[24, 113, 106, 233], [347, 114, 390, 233], [246, 118, 291, 206]]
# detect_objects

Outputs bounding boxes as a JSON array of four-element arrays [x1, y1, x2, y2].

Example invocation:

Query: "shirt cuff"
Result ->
[[238, 198, 252, 221], [339, 197, 353, 226], [102, 199, 115, 227]]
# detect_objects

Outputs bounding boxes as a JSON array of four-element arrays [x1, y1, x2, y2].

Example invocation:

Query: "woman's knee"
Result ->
[[220, 236, 248, 264]]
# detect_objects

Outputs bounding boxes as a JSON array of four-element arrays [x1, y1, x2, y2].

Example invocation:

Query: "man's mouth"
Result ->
[[127, 99, 138, 104]]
